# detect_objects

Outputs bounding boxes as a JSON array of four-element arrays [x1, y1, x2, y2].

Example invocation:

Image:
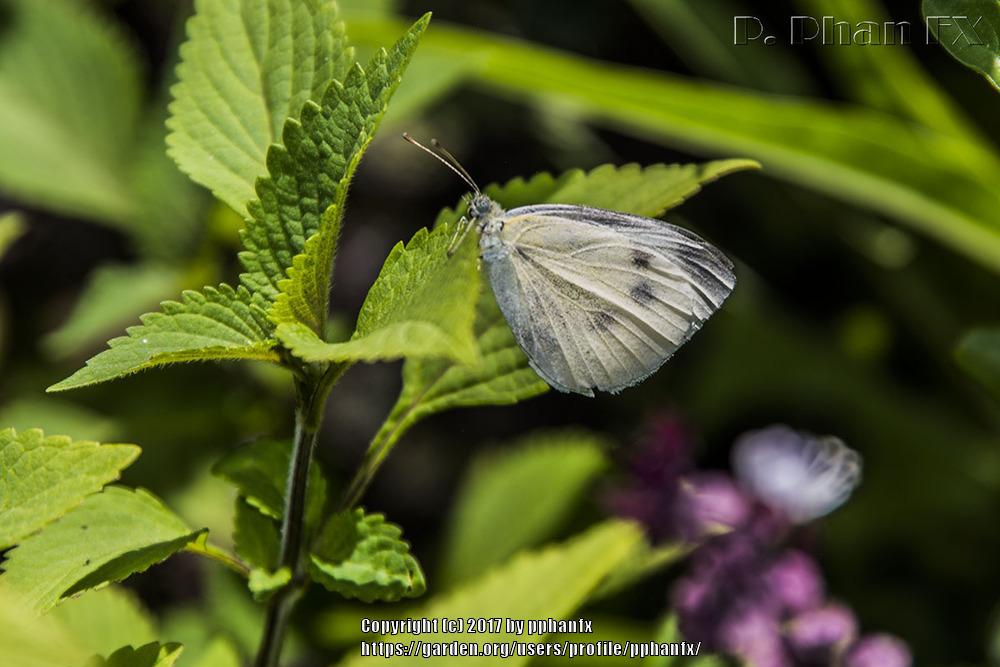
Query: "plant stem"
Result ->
[[253, 373, 326, 667]]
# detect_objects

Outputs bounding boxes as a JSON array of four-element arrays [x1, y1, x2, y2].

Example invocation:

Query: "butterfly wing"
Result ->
[[483, 204, 735, 396]]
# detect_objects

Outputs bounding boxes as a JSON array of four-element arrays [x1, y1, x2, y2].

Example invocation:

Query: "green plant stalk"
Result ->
[[254, 368, 336, 667]]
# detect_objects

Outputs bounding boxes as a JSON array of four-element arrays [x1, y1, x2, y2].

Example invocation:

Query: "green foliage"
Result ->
[[441, 430, 609, 586], [87, 642, 183, 667], [956, 327, 1000, 400], [248, 567, 291, 601], [924, 0, 1000, 91], [797, 0, 982, 137], [2, 487, 202, 612], [0, 0, 141, 225], [0, 428, 138, 548], [349, 16, 1000, 272], [212, 438, 328, 526], [340, 520, 643, 667], [0, 590, 93, 667], [48, 285, 277, 392], [276, 221, 479, 364], [0, 398, 119, 442], [589, 541, 689, 601], [310, 509, 426, 603], [233, 498, 279, 571], [51, 587, 157, 660], [188, 639, 241, 667], [238, 13, 429, 310], [167, 0, 352, 216], [0, 211, 24, 257], [44, 264, 184, 359]]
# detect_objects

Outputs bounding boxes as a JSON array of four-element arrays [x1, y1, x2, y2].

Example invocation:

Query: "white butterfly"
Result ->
[[731, 425, 862, 523], [405, 134, 736, 396]]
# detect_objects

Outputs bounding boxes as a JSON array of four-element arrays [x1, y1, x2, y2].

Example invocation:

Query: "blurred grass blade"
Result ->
[[628, 0, 816, 94], [349, 18, 1000, 271], [798, 0, 986, 137], [924, 0, 1000, 91]]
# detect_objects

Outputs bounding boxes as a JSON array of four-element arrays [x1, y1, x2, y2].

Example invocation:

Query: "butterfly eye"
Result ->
[[731, 425, 862, 523]]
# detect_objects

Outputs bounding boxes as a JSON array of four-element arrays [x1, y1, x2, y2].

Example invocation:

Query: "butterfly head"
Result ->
[[468, 193, 502, 223]]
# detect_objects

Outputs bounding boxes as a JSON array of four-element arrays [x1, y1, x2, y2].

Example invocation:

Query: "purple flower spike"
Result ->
[[732, 425, 862, 523], [765, 550, 825, 614], [844, 634, 913, 667], [674, 472, 753, 539], [786, 603, 858, 662], [717, 606, 792, 667]]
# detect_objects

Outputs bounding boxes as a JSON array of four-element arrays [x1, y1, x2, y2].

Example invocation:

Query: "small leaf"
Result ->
[[1, 487, 202, 613], [238, 14, 430, 304], [213, 439, 328, 527], [44, 263, 184, 359], [441, 430, 609, 585], [48, 284, 277, 392], [233, 497, 279, 571], [248, 567, 291, 601], [167, 0, 352, 215], [88, 642, 183, 667], [339, 520, 642, 667], [0, 428, 139, 548], [50, 587, 157, 660], [309, 508, 426, 603], [277, 221, 479, 364], [924, 0, 1000, 91], [956, 326, 1000, 400]]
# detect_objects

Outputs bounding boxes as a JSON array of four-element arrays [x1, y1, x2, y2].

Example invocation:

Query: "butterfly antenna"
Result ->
[[431, 138, 480, 194], [402, 133, 480, 194]]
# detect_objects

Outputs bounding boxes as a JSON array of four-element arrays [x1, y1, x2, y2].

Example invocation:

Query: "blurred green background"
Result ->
[[1, 0, 999, 665]]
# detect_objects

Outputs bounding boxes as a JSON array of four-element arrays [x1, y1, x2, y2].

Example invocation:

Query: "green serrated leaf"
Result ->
[[44, 263, 184, 359], [310, 508, 426, 603], [925, 0, 1000, 91], [48, 284, 277, 392], [0, 428, 139, 548], [87, 642, 184, 667], [167, 0, 352, 216], [0, 0, 141, 225], [277, 221, 478, 364], [248, 567, 291, 601], [1, 487, 202, 613], [441, 430, 609, 586], [233, 497, 279, 571], [239, 13, 429, 305], [50, 587, 157, 660], [956, 326, 1000, 400], [213, 439, 328, 527], [340, 520, 642, 667]]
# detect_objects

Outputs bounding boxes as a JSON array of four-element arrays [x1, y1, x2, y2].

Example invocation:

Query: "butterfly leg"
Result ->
[[447, 215, 473, 257]]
